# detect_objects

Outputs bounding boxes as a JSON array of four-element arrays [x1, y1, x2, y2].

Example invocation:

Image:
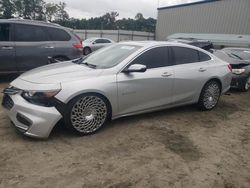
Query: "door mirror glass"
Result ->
[[92, 41, 96, 44], [123, 64, 147, 73]]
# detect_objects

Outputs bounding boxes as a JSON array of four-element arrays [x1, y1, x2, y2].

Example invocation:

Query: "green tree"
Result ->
[[0, 0, 15, 19], [135, 12, 144, 21], [13, 0, 45, 20], [45, 3, 58, 21], [55, 2, 69, 21], [101, 11, 119, 29]]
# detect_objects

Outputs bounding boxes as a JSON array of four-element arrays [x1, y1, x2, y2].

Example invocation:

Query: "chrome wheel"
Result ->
[[70, 96, 107, 133], [245, 77, 250, 91], [203, 82, 220, 110]]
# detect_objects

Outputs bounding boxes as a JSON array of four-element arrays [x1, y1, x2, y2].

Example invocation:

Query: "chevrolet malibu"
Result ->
[[2, 41, 232, 138]]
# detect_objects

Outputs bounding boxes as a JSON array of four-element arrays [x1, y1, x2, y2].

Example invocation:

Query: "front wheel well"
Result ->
[[68, 92, 112, 120]]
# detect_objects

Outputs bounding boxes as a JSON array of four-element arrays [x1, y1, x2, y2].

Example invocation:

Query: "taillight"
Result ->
[[228, 64, 232, 72], [73, 42, 83, 49], [72, 33, 83, 49]]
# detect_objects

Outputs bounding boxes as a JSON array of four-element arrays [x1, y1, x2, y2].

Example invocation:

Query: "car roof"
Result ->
[[85, 37, 113, 41], [0, 19, 62, 28], [119, 40, 209, 51], [222, 47, 250, 51]]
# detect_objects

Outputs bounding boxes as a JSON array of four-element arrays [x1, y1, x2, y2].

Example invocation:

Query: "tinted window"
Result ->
[[47, 27, 71, 41], [172, 46, 199, 65], [95, 39, 103, 44], [0, 24, 10, 41], [199, 51, 211, 61], [15, 24, 48, 42], [102, 39, 111, 43], [131, 47, 171, 69]]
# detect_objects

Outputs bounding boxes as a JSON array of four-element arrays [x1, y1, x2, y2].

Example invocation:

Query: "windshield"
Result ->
[[226, 49, 250, 61], [80, 44, 142, 69]]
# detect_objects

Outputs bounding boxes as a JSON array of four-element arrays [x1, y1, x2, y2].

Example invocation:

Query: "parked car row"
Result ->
[[0, 19, 249, 139]]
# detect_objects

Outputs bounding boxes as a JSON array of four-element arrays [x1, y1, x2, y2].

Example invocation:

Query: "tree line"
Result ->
[[0, 0, 156, 32]]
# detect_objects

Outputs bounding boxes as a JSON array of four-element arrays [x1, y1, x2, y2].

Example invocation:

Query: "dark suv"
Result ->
[[0, 19, 83, 74]]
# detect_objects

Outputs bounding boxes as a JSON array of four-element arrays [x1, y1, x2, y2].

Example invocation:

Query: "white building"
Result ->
[[156, 0, 250, 41]]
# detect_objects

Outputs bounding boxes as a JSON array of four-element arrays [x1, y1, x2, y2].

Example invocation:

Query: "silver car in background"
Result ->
[[83, 37, 114, 55], [2, 41, 232, 138]]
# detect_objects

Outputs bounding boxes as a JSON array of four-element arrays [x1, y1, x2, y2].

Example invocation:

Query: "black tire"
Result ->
[[83, 47, 91, 56], [198, 80, 221, 111], [239, 76, 250, 92], [64, 93, 111, 135]]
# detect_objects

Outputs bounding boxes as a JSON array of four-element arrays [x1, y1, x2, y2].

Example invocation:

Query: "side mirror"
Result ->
[[123, 64, 147, 73], [92, 41, 96, 45]]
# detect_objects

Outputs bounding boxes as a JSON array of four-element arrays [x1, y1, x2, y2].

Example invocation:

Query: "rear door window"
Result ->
[[95, 39, 104, 44], [0, 24, 10, 41], [47, 27, 71, 41], [130, 47, 172, 69], [102, 39, 111, 43], [14, 24, 48, 42]]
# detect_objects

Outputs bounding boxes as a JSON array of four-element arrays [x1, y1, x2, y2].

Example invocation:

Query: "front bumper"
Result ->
[[231, 74, 248, 89], [2, 94, 62, 138]]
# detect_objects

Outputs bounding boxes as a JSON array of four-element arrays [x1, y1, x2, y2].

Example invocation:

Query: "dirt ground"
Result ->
[[0, 76, 250, 188]]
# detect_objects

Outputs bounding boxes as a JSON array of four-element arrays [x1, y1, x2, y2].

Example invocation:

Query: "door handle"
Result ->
[[199, 68, 207, 72], [161, 72, 173, 77], [44, 46, 54, 49], [1, 46, 14, 50]]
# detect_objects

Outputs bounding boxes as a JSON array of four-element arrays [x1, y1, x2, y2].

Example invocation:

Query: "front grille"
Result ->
[[2, 94, 14, 110]]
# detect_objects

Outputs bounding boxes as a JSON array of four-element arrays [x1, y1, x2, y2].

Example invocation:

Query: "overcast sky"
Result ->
[[45, 0, 202, 19]]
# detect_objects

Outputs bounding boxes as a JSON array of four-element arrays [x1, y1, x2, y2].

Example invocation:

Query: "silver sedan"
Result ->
[[83, 37, 114, 55], [2, 41, 232, 138]]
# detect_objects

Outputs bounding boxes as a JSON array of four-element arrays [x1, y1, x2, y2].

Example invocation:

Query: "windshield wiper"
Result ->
[[72, 57, 84, 64], [82, 62, 97, 69], [72, 57, 96, 68], [229, 53, 243, 60]]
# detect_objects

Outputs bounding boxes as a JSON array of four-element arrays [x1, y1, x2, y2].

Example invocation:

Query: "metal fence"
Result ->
[[74, 29, 155, 42]]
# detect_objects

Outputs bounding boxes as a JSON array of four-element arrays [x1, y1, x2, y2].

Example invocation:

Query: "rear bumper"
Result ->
[[231, 74, 248, 88], [2, 94, 62, 138]]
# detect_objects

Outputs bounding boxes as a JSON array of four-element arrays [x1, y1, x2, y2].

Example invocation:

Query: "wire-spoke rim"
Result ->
[[203, 83, 220, 109], [70, 96, 107, 133]]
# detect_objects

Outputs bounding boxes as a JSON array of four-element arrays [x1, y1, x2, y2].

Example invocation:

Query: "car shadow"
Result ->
[[48, 104, 199, 140]]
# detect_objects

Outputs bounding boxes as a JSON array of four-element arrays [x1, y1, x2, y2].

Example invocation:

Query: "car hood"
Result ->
[[18, 61, 104, 84]]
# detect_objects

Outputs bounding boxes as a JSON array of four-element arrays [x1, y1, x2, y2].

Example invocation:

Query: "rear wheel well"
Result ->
[[204, 78, 222, 92]]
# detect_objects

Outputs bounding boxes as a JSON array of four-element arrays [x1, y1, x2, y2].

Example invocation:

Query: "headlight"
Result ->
[[232, 69, 245, 75], [21, 90, 61, 106]]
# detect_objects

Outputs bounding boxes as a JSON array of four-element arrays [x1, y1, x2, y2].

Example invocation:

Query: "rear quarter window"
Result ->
[[171, 46, 199, 65], [199, 51, 211, 61], [46, 27, 71, 41]]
